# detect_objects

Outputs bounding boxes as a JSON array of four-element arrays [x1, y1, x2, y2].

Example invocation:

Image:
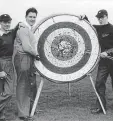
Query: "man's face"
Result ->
[[97, 15, 108, 25], [26, 12, 37, 26], [0, 21, 11, 31]]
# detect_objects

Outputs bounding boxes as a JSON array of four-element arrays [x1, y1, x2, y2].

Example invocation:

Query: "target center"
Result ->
[[58, 39, 72, 55], [51, 35, 78, 61]]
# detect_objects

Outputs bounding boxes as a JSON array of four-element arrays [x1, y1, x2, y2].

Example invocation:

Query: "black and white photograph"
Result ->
[[0, 0, 113, 121]]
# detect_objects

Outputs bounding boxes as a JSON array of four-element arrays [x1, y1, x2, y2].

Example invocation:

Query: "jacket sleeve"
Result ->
[[17, 27, 38, 56], [0, 37, 3, 71], [0, 65, 2, 72], [11, 23, 19, 44], [106, 48, 113, 56]]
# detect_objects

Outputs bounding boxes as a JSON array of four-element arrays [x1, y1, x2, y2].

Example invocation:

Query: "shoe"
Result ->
[[91, 108, 103, 114], [0, 118, 6, 121], [19, 116, 34, 121], [0, 114, 6, 121]]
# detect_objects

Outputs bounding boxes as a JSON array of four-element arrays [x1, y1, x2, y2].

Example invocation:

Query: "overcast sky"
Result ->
[[0, 0, 113, 28]]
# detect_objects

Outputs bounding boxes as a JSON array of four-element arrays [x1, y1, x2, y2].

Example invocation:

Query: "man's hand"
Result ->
[[78, 14, 89, 23], [78, 14, 86, 20], [100, 52, 108, 58], [18, 22, 27, 28], [0, 71, 7, 78], [35, 55, 40, 61]]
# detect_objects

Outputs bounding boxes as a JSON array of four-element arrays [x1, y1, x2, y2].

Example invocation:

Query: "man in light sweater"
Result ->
[[14, 7, 40, 121]]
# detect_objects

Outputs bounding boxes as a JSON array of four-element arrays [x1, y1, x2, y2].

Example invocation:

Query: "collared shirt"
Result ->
[[24, 21, 35, 31], [0, 29, 11, 36], [14, 22, 38, 56]]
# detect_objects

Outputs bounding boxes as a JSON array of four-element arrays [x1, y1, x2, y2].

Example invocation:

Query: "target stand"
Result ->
[[30, 14, 106, 117]]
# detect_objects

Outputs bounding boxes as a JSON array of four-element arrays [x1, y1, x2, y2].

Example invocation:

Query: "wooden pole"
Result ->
[[30, 76, 44, 117], [68, 83, 71, 96], [88, 74, 106, 114]]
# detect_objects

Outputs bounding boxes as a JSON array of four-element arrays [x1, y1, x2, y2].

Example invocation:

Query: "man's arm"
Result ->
[[17, 27, 38, 56], [0, 66, 7, 78], [79, 15, 108, 59], [0, 65, 2, 72], [12, 23, 20, 43], [12, 22, 28, 44], [106, 48, 113, 57], [105, 30, 113, 57]]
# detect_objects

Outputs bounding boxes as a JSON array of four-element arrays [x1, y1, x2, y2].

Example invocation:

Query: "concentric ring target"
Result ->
[[34, 14, 100, 82]]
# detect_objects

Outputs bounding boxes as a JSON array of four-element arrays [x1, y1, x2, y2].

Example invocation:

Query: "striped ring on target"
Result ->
[[34, 14, 100, 83]]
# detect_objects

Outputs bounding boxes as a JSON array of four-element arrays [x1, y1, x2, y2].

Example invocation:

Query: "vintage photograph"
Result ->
[[0, 0, 113, 121]]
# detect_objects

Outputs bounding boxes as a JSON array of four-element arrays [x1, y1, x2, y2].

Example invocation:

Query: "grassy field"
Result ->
[[5, 67, 113, 121]]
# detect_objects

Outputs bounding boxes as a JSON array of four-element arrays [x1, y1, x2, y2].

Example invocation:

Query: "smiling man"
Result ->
[[25, 8, 40, 104], [25, 8, 37, 27], [14, 7, 40, 121]]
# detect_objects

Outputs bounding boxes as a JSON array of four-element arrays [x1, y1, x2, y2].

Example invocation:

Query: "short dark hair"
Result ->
[[26, 7, 38, 17]]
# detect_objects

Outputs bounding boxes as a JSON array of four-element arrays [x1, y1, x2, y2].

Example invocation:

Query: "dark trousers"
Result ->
[[0, 79, 4, 94], [14, 52, 34, 117], [95, 58, 113, 109], [0, 57, 14, 118]]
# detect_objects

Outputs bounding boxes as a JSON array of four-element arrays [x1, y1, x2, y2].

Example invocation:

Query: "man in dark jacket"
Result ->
[[80, 9, 113, 114], [0, 14, 19, 121]]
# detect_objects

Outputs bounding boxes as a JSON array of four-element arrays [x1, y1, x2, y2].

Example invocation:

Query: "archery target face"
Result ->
[[34, 14, 100, 82]]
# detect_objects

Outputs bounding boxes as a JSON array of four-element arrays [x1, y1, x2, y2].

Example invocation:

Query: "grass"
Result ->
[[5, 67, 113, 121]]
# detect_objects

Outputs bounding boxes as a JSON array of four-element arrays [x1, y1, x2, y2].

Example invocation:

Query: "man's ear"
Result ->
[[104, 15, 108, 18]]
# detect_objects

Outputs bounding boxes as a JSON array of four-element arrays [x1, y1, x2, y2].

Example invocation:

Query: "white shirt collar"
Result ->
[[24, 21, 35, 31], [0, 29, 4, 36], [0, 28, 10, 36]]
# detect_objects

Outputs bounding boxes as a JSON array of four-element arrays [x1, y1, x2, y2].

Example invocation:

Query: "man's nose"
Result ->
[[31, 17, 35, 20]]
